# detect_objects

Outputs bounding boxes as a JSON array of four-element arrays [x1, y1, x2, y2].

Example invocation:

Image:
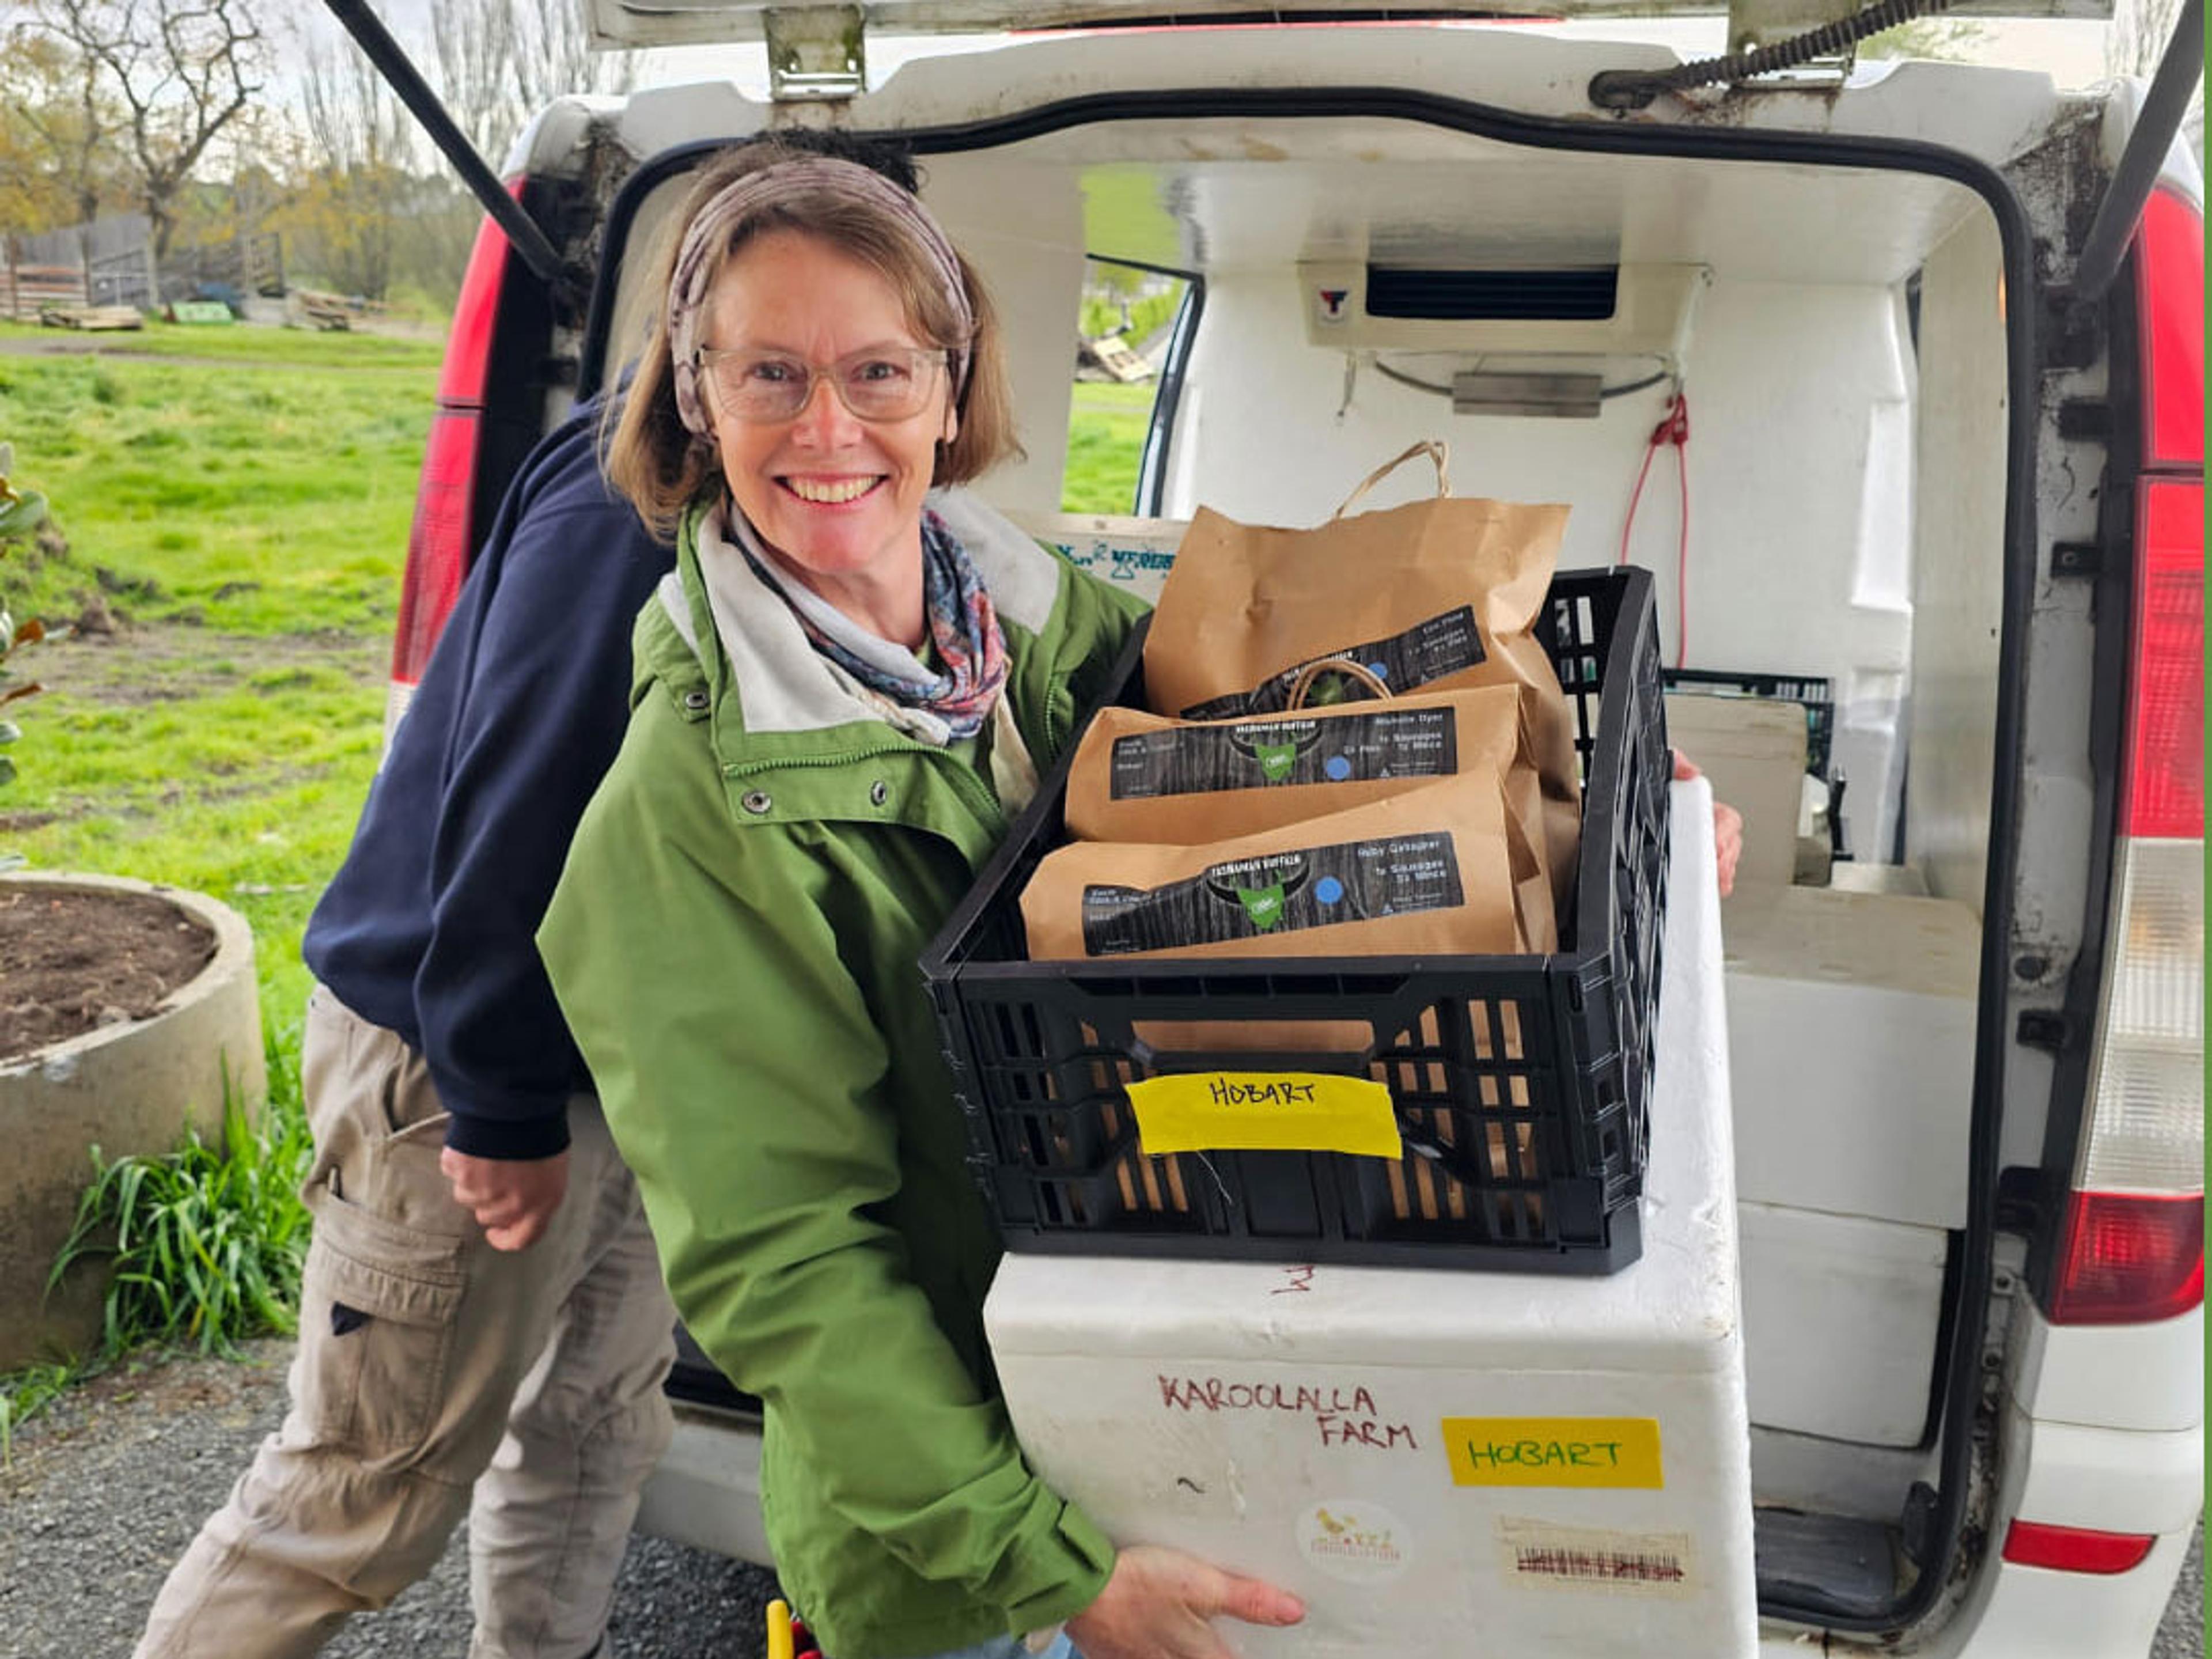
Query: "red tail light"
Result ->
[[2135, 187, 2203, 469], [2048, 191, 2207, 1327], [2123, 478, 2205, 839], [389, 188, 520, 690], [2049, 1190, 2205, 1324], [2001, 1520, 2158, 1574]]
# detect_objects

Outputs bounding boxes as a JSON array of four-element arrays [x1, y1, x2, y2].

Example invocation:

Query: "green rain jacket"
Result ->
[[540, 493, 1147, 1659]]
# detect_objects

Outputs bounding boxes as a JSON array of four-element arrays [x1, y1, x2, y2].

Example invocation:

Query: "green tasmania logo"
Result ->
[[1237, 883, 1287, 929], [1253, 741, 1298, 782]]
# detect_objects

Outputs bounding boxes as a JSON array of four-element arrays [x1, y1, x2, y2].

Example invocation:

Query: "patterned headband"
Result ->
[[666, 156, 975, 437]]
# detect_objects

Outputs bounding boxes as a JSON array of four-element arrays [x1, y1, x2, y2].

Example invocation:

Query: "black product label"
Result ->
[[1081, 832, 1465, 957], [1109, 708, 1459, 800], [1180, 606, 1487, 720]]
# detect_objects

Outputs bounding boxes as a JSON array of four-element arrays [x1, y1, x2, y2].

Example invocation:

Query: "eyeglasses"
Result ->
[[694, 344, 950, 425]]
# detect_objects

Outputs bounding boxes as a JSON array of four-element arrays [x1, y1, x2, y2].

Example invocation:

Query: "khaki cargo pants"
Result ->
[[135, 990, 678, 1659]]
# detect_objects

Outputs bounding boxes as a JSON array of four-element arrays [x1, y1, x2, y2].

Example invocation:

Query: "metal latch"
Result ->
[[2016, 1009, 2078, 1052], [766, 6, 865, 100]]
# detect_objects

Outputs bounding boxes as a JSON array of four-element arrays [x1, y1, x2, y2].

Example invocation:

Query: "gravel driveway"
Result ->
[[1, 1344, 2199, 1658], [0, 1343, 775, 1658]]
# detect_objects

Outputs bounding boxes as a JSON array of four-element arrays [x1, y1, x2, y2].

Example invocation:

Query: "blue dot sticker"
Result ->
[[1366, 661, 1389, 680], [1324, 754, 1353, 782], [1314, 876, 1346, 906]]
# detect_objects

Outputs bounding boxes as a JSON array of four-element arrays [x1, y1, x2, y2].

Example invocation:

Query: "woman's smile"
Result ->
[[781, 474, 887, 507]]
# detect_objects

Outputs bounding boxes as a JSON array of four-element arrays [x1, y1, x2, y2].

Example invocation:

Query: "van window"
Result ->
[[1063, 257, 1195, 514]]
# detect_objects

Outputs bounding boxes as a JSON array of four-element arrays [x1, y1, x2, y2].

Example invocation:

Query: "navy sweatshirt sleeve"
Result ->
[[303, 404, 676, 1160]]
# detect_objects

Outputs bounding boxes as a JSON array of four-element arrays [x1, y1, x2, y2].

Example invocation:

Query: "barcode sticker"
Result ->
[[1496, 1518, 1697, 1597]]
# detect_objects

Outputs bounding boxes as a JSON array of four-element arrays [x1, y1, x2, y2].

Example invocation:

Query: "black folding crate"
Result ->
[[921, 566, 1669, 1274]]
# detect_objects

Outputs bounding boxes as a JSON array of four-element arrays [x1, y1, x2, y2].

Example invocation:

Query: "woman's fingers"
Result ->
[[1067, 1545, 1305, 1659], [1713, 800, 1744, 896], [1211, 1570, 1306, 1627]]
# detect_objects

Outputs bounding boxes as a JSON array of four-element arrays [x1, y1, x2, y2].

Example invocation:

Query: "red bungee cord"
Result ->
[[1618, 388, 1691, 669]]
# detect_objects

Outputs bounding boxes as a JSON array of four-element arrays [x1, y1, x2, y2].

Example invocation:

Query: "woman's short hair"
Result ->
[[603, 136, 1021, 542]]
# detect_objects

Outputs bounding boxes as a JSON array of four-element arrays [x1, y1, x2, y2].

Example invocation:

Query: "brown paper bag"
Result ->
[[1066, 680, 1559, 952], [1067, 681, 1521, 842], [1025, 768, 1540, 1053], [1027, 769, 1521, 965], [1142, 441, 1581, 909]]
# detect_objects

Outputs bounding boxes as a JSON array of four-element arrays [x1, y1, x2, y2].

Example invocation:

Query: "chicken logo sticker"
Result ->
[[1297, 1499, 1410, 1584]]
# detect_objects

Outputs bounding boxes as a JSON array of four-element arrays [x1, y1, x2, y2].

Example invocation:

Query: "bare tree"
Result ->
[[293, 38, 413, 298], [300, 37, 413, 180], [430, 0, 638, 166], [31, 0, 269, 256], [3, 23, 116, 228], [2105, 0, 2191, 77], [2106, 0, 2205, 161]]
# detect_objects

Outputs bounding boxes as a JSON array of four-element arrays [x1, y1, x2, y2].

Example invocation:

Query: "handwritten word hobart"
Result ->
[[1207, 1077, 1318, 1108], [1461, 1435, 1626, 1472], [1157, 1375, 1419, 1453]]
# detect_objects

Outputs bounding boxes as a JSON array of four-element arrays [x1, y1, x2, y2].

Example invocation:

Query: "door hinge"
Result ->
[[765, 6, 864, 101], [2039, 297, 2104, 373]]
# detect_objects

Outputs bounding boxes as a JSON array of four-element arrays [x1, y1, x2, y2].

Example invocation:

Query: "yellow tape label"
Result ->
[[1126, 1072, 1403, 1158], [1441, 1418, 1664, 1489]]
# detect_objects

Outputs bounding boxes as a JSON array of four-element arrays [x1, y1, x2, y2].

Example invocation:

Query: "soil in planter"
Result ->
[[0, 888, 218, 1063]]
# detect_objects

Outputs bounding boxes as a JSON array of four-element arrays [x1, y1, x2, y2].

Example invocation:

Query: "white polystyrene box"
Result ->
[[1721, 881, 1980, 1230], [1737, 1202, 1948, 1447], [986, 784, 1756, 1658]]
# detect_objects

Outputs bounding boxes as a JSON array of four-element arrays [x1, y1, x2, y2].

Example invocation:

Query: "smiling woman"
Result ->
[[542, 139, 1308, 1659]]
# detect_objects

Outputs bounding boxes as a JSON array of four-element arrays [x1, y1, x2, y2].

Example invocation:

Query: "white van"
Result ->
[[354, 3, 2203, 1652]]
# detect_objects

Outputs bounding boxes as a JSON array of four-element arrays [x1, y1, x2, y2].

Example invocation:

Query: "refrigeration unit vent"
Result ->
[[1301, 260, 1710, 362], [1363, 264, 1621, 321]]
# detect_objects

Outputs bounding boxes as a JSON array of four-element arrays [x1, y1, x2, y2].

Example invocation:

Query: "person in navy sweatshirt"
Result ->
[[131, 391, 682, 1659]]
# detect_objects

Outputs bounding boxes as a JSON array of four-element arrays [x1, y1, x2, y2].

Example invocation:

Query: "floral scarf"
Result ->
[[736, 505, 1010, 745]]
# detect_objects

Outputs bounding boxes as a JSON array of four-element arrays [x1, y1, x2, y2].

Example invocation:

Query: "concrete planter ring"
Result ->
[[0, 873, 264, 1370]]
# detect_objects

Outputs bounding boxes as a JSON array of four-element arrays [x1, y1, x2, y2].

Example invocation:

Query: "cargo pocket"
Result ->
[[296, 1187, 466, 1461]]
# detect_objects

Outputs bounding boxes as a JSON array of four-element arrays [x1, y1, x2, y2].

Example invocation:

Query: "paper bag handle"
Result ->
[[1332, 439, 1452, 520], [1286, 657, 1393, 710]]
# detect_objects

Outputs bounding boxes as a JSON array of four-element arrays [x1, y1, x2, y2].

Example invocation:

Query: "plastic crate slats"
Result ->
[[922, 569, 1665, 1274]]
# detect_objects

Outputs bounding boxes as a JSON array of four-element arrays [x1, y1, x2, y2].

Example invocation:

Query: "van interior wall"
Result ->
[[1907, 207, 2009, 915], [930, 133, 2006, 875]]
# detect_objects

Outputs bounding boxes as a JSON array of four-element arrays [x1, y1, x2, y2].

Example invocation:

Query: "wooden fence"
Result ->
[[0, 263, 90, 321]]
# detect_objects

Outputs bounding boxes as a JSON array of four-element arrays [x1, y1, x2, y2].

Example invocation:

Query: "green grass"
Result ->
[[0, 318, 445, 370], [1062, 381, 1156, 514], [0, 350, 431, 635]]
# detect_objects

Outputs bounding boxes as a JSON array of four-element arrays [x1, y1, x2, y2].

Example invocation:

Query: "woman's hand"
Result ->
[[1065, 1544, 1305, 1659], [1671, 751, 1744, 897]]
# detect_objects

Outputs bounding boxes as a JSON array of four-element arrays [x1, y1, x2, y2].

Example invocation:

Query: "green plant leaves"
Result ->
[[43, 1057, 312, 1369]]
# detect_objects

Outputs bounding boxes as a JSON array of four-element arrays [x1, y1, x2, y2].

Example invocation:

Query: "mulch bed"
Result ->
[[0, 886, 215, 1063]]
